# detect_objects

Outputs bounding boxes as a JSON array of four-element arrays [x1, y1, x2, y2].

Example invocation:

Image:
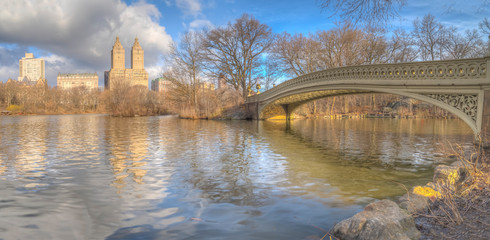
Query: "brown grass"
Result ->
[[416, 135, 490, 239]]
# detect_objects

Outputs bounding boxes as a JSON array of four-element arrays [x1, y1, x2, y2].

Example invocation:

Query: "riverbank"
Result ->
[[0, 109, 175, 117], [330, 142, 490, 240], [414, 148, 490, 239]]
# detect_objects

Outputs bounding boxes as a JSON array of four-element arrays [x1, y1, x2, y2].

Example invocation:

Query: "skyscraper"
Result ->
[[106, 37, 149, 90], [18, 53, 45, 83]]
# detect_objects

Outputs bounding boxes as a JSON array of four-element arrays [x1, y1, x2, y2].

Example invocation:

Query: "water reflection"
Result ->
[[105, 117, 149, 190], [258, 119, 473, 204], [171, 120, 286, 206], [0, 116, 49, 188], [0, 115, 126, 239], [0, 115, 473, 239]]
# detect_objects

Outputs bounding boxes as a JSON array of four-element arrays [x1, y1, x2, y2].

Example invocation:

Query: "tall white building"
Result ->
[[18, 53, 45, 83]]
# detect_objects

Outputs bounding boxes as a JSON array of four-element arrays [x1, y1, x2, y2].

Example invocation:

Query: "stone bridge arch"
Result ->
[[246, 57, 490, 137], [256, 86, 480, 133]]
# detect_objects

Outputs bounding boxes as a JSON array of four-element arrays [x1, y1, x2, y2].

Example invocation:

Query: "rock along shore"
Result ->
[[331, 161, 469, 240]]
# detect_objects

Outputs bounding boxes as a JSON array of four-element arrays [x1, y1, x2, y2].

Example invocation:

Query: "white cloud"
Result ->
[[146, 65, 164, 80], [0, 64, 17, 81], [44, 54, 69, 66], [0, 45, 25, 80], [189, 19, 214, 29], [398, 0, 489, 32], [176, 0, 202, 17], [0, 0, 173, 85], [44, 54, 100, 85]]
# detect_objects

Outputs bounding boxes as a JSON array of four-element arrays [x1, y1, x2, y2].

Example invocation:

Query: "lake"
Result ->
[[0, 115, 473, 239]]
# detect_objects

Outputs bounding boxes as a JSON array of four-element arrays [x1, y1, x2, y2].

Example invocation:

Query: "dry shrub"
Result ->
[[428, 135, 489, 226], [6, 104, 23, 113], [450, 137, 489, 195], [109, 84, 165, 117]]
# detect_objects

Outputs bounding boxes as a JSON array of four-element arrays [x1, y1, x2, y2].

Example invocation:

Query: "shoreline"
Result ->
[[330, 145, 489, 240], [0, 105, 464, 121]]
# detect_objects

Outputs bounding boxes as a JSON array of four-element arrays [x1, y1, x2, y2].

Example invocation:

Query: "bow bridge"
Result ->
[[246, 57, 490, 137]]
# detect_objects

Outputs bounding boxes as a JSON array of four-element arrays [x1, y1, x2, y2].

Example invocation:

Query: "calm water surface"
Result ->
[[0, 115, 473, 239]]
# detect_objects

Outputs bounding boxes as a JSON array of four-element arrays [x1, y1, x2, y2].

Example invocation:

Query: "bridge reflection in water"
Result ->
[[256, 118, 473, 203]]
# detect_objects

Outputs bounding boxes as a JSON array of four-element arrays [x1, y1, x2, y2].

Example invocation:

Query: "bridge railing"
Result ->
[[247, 58, 488, 103]]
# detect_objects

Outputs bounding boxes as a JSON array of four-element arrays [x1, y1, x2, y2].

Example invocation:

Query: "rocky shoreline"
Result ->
[[330, 157, 489, 240]]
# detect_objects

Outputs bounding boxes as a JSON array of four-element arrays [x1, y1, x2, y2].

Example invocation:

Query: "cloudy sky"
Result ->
[[0, 0, 488, 86]]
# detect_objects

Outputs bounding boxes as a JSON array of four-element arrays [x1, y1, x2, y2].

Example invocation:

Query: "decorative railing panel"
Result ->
[[424, 94, 478, 121]]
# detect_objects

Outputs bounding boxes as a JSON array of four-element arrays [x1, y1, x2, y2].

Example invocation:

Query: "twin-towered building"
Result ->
[[51, 37, 148, 90], [104, 37, 148, 90]]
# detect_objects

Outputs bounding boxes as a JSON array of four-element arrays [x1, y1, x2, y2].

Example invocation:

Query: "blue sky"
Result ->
[[152, 0, 337, 36], [0, 0, 488, 86]]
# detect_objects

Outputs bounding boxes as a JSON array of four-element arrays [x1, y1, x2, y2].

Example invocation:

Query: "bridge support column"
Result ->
[[281, 104, 291, 121], [481, 90, 490, 142], [482, 56, 490, 143], [245, 102, 260, 120]]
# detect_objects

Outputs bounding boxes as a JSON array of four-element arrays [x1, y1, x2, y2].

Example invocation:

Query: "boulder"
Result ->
[[332, 199, 420, 240], [433, 164, 467, 189], [398, 192, 429, 214]]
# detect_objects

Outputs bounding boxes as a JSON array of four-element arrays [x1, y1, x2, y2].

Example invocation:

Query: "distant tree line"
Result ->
[[0, 80, 100, 114], [0, 80, 167, 116]]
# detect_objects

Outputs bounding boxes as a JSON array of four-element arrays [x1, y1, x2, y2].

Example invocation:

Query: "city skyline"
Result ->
[[0, 0, 488, 87]]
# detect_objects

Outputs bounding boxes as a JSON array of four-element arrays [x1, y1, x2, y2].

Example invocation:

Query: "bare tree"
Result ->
[[0, 82, 4, 105], [273, 23, 388, 116], [361, 27, 388, 64], [480, 18, 490, 35], [4, 79, 19, 107], [316, 23, 366, 68], [385, 28, 417, 63], [204, 14, 274, 100], [258, 55, 281, 90], [480, 18, 490, 55], [317, 0, 406, 26], [163, 30, 206, 117], [412, 14, 447, 61], [443, 28, 484, 59], [272, 32, 322, 77], [109, 76, 132, 116]]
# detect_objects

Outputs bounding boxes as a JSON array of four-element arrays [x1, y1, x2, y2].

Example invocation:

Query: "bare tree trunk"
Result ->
[[371, 94, 376, 112], [330, 96, 336, 115]]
